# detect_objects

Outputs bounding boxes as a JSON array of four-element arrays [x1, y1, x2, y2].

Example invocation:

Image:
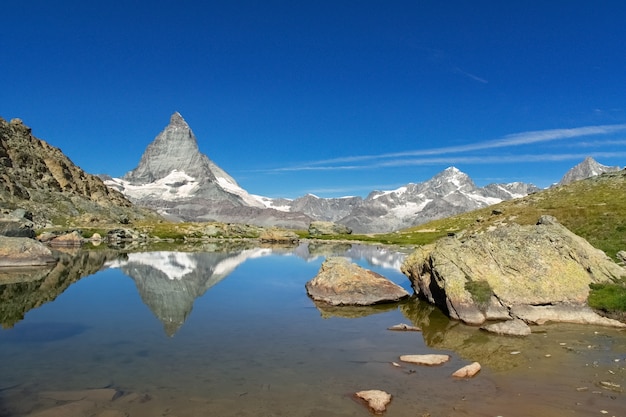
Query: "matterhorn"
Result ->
[[105, 112, 311, 228]]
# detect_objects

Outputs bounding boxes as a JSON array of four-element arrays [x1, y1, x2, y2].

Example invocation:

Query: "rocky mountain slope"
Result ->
[[105, 113, 311, 229], [0, 117, 156, 228], [558, 156, 621, 185]]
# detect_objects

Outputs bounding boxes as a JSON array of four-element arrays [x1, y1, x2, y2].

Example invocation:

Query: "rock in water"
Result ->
[[452, 362, 481, 378], [355, 390, 392, 414], [399, 354, 450, 366], [401, 216, 626, 326], [0, 236, 57, 267], [305, 257, 409, 305]]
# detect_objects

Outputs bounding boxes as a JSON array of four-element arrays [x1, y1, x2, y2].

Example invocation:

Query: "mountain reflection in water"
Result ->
[[0, 243, 624, 417]]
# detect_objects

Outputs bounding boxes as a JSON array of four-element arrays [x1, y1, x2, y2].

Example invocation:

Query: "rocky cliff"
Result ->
[[0, 117, 156, 228]]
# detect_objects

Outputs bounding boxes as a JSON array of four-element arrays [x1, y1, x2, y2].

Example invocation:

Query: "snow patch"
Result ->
[[104, 170, 199, 201], [389, 200, 432, 217], [215, 176, 265, 208]]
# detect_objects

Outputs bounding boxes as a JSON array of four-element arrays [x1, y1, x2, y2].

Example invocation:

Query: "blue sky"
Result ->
[[2, 1, 625, 198]]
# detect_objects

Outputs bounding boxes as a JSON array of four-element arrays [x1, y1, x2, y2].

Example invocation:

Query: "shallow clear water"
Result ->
[[0, 243, 625, 417]]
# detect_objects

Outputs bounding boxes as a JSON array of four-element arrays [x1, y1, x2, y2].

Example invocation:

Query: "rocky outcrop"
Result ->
[[558, 156, 621, 185], [0, 116, 158, 228], [401, 215, 626, 326], [305, 257, 409, 305], [258, 228, 299, 244], [308, 221, 352, 236], [0, 236, 57, 267]]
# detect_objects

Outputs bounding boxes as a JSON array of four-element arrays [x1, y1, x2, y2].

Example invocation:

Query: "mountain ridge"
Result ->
[[106, 112, 623, 233]]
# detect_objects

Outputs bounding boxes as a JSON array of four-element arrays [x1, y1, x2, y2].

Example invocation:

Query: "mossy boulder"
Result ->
[[401, 216, 626, 326]]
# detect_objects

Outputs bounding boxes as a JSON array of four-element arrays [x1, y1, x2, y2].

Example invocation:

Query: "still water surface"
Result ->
[[0, 243, 624, 416]]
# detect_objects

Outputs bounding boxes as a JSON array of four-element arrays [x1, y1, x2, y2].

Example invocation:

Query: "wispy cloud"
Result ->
[[265, 124, 626, 172], [453, 67, 488, 84]]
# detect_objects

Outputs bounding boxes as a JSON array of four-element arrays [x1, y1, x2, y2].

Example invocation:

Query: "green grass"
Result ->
[[588, 280, 626, 312], [464, 280, 493, 311]]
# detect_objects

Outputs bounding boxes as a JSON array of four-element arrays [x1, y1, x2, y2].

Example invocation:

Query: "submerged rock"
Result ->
[[305, 257, 409, 306], [355, 390, 392, 414], [401, 216, 626, 326], [481, 319, 532, 336]]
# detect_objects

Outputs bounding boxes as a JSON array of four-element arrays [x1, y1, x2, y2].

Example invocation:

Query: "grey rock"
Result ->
[[558, 156, 621, 186], [305, 257, 409, 306], [401, 216, 626, 326], [0, 236, 57, 267]]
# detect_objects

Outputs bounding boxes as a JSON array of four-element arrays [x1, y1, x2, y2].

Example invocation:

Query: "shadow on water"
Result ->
[[0, 321, 88, 343]]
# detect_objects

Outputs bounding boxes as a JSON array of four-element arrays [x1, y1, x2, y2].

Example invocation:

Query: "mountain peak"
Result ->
[[169, 112, 188, 128], [558, 157, 621, 185], [123, 113, 205, 183]]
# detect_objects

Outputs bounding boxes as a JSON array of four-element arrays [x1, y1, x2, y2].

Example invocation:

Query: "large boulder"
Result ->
[[306, 257, 409, 305], [0, 236, 57, 267], [258, 228, 299, 244], [401, 216, 626, 326], [308, 221, 352, 236]]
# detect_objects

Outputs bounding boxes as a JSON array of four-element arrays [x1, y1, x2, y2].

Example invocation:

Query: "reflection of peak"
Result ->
[[124, 252, 197, 280], [108, 249, 271, 336]]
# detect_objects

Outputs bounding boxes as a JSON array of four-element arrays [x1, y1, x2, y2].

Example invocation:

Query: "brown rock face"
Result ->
[[305, 257, 409, 306], [0, 116, 157, 227]]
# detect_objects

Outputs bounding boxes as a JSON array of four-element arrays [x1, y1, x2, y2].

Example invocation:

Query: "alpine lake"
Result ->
[[0, 241, 624, 417]]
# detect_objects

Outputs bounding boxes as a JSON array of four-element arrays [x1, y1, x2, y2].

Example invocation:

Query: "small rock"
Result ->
[[387, 323, 421, 331], [355, 390, 392, 414], [399, 354, 450, 366], [452, 362, 481, 378]]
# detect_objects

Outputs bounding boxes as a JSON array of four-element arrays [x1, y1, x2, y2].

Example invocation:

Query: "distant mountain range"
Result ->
[[105, 113, 621, 233], [1, 114, 621, 233]]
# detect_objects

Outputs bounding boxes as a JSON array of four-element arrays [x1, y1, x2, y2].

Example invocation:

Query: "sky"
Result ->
[[2, 1, 626, 198]]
